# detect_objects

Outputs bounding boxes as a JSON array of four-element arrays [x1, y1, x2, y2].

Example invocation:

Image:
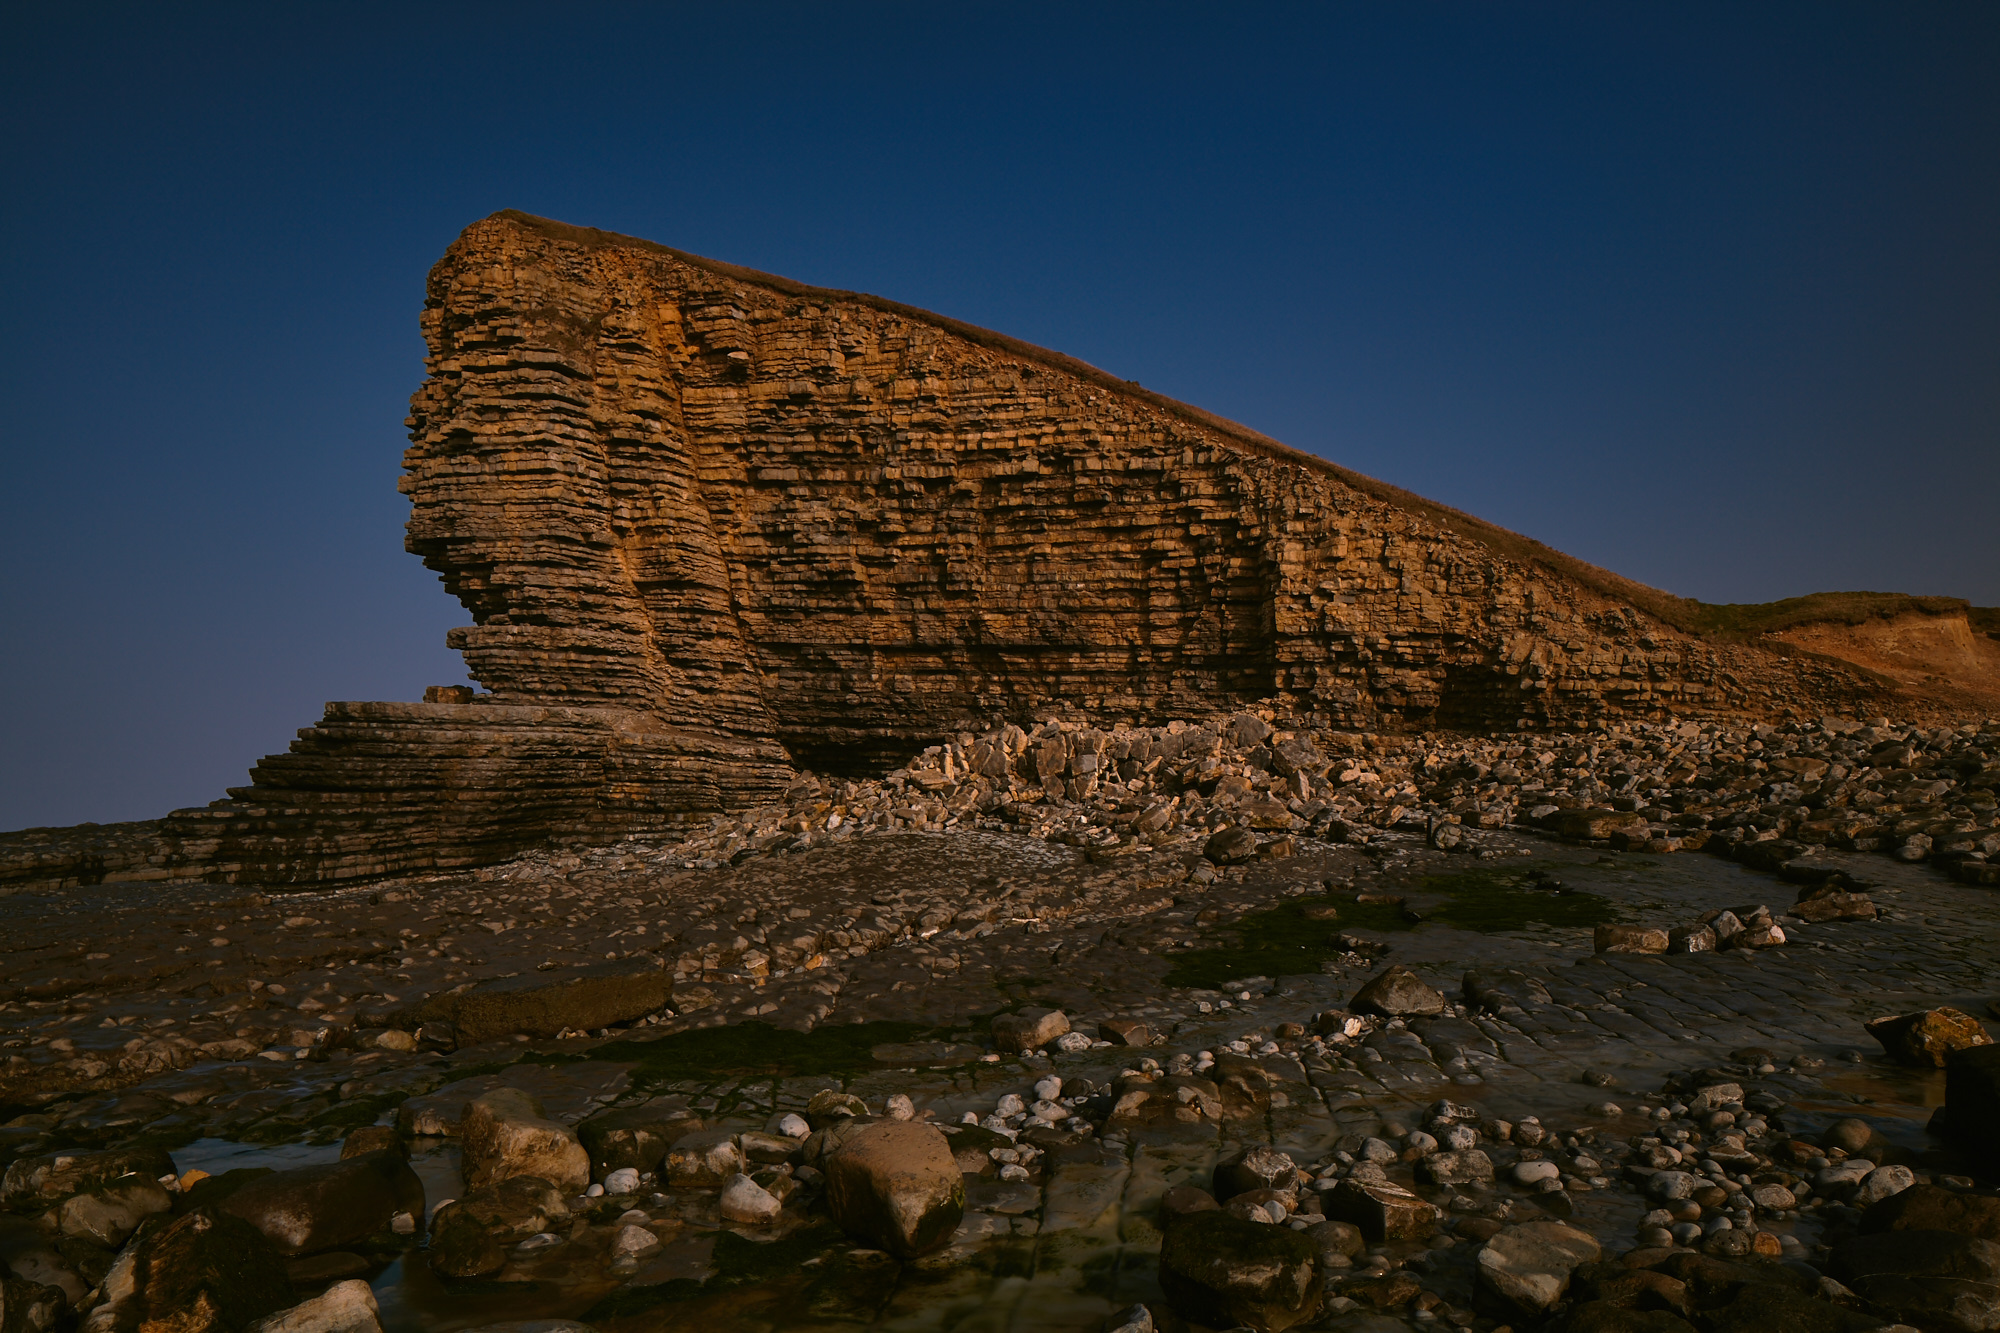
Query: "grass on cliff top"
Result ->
[[1972, 607, 2000, 638], [1162, 867, 1617, 991], [1663, 591, 1975, 640]]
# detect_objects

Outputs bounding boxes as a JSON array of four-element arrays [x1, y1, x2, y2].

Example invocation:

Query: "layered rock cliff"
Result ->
[[1, 210, 1894, 887]]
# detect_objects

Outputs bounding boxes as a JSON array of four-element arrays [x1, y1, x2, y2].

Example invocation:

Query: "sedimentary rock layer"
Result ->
[[0, 210, 1892, 886], [404, 212, 1874, 756]]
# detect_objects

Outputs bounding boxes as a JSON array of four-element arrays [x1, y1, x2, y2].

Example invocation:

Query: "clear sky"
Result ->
[[3, 3, 1995, 831]]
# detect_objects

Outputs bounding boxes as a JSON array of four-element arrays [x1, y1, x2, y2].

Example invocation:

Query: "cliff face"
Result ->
[[4, 211, 1890, 888], [400, 212, 1870, 764]]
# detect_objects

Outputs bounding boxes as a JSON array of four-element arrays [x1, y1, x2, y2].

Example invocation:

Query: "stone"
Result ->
[[1158, 1211, 1324, 1332], [1514, 1159, 1562, 1186], [1648, 1172, 1699, 1201], [405, 959, 672, 1041], [1853, 1165, 1918, 1209], [1684, 1082, 1744, 1115], [577, 1102, 701, 1177], [1867, 1007, 1995, 1067], [1103, 1305, 1154, 1333], [428, 1176, 571, 1279], [1214, 1145, 1299, 1201], [1420, 1149, 1495, 1186], [610, 1224, 660, 1259], [1099, 1018, 1151, 1046], [1478, 1220, 1603, 1313], [1160, 1185, 1221, 1227], [1203, 827, 1261, 865], [1834, 1229, 2000, 1332], [1594, 924, 1668, 954], [991, 1008, 1070, 1053], [338, 1126, 403, 1160], [100, 1207, 292, 1333], [720, 1173, 783, 1224], [1793, 887, 1879, 922], [1822, 1117, 1878, 1154], [601, 1166, 641, 1194], [245, 1280, 384, 1333], [1350, 964, 1447, 1017], [1862, 1184, 2000, 1241], [822, 1121, 964, 1258], [56, 1175, 172, 1247], [0, 1273, 64, 1333], [219, 1151, 425, 1257], [662, 1128, 744, 1186], [461, 1089, 590, 1193], [1322, 1178, 1440, 1242], [806, 1088, 870, 1126], [1, 1146, 175, 1208], [1555, 809, 1651, 841], [1668, 925, 1717, 953]]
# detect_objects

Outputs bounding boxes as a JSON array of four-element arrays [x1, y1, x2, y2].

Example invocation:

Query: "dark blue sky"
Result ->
[[3, 4, 1995, 830]]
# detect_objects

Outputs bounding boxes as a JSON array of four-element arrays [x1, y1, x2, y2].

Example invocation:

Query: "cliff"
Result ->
[[1, 210, 1900, 887]]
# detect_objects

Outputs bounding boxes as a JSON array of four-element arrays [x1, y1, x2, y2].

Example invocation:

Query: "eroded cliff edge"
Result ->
[[3, 211, 1895, 887]]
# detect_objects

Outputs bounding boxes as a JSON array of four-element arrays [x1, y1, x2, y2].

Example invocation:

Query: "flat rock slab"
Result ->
[[405, 960, 672, 1042]]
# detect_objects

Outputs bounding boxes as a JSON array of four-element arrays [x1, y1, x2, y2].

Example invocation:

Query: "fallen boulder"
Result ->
[[1861, 1184, 2000, 1242], [428, 1176, 571, 1279], [1, 1146, 175, 1208], [1867, 1007, 1994, 1068], [1322, 1178, 1439, 1242], [1478, 1220, 1602, 1313], [461, 1089, 590, 1193], [1158, 1210, 1322, 1331], [56, 1175, 172, 1248], [400, 960, 671, 1042], [220, 1150, 424, 1256], [246, 1279, 384, 1333], [1350, 965, 1446, 1018], [991, 1008, 1070, 1053], [88, 1207, 292, 1333], [822, 1121, 964, 1257], [1833, 1228, 2000, 1333]]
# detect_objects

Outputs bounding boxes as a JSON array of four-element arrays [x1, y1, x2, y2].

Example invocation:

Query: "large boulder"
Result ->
[[1478, 1220, 1602, 1313], [577, 1102, 702, 1179], [245, 1280, 383, 1333], [56, 1175, 173, 1248], [0, 1272, 64, 1333], [219, 1150, 424, 1256], [1350, 965, 1446, 1017], [402, 960, 671, 1042], [1940, 1044, 2000, 1173], [428, 1176, 571, 1279], [1321, 1178, 1439, 1242], [1833, 1229, 2000, 1333], [660, 1128, 743, 1187], [1158, 1211, 1323, 1332], [991, 1008, 1070, 1054], [1866, 1007, 1994, 1067], [1, 1146, 175, 1208], [1213, 1146, 1298, 1202], [822, 1121, 964, 1257], [85, 1207, 292, 1333], [461, 1089, 590, 1193], [1862, 1185, 2000, 1242]]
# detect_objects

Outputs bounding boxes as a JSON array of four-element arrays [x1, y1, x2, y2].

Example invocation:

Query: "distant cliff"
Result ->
[[0, 211, 1896, 887]]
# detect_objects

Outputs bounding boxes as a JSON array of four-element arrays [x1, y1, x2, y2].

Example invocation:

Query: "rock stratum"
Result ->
[[0, 211, 1918, 888]]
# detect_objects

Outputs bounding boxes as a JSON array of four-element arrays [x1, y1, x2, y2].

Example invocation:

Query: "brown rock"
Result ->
[[822, 1121, 964, 1257], [991, 1008, 1069, 1054], [1322, 1178, 1440, 1242], [220, 1151, 425, 1256], [1594, 924, 1668, 954], [1351, 965, 1446, 1017], [1867, 1007, 1995, 1067], [460, 1089, 590, 1193], [408, 960, 672, 1042], [1099, 1018, 1151, 1047]]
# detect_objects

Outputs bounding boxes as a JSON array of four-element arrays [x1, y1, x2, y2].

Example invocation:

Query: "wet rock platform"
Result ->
[[4, 799, 1997, 1333]]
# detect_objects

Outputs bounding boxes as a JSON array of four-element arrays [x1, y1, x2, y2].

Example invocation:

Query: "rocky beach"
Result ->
[[5, 709, 1998, 1333]]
